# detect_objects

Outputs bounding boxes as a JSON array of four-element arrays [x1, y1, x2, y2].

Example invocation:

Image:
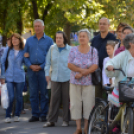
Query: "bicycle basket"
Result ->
[[119, 77, 134, 102]]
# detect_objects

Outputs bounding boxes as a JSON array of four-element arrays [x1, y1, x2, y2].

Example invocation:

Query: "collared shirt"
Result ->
[[24, 33, 53, 69], [1, 47, 25, 82], [45, 44, 71, 82], [91, 32, 116, 69], [68, 46, 98, 85]]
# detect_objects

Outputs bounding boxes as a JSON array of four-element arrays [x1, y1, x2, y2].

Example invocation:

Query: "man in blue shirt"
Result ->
[[24, 19, 53, 122], [91, 18, 116, 98]]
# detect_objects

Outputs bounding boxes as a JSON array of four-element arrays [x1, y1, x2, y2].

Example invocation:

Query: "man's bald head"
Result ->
[[99, 17, 110, 33], [99, 17, 110, 24]]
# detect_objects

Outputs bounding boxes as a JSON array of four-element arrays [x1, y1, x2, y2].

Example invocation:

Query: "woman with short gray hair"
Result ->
[[123, 33, 134, 49], [106, 33, 134, 132], [68, 29, 98, 134]]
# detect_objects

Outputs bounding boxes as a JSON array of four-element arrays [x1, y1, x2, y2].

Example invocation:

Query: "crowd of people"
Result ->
[[0, 17, 134, 134]]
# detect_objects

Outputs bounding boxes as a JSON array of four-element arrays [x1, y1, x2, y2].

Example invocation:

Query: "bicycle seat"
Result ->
[[103, 85, 114, 92]]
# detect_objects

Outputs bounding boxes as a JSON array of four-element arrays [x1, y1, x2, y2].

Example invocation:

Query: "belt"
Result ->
[[32, 64, 41, 66]]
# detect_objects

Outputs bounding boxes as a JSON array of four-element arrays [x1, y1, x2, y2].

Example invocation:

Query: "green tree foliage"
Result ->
[[0, 0, 134, 45], [96, 0, 134, 29]]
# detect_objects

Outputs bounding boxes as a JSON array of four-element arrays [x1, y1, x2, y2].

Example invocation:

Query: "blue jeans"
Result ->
[[27, 69, 48, 118], [6, 82, 25, 117]]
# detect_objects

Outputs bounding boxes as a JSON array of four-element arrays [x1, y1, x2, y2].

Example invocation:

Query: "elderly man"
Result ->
[[91, 17, 116, 98], [24, 19, 53, 122]]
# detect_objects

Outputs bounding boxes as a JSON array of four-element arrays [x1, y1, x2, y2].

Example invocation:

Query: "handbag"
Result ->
[[91, 47, 101, 85], [114, 68, 134, 102], [119, 77, 134, 102], [1, 83, 9, 109]]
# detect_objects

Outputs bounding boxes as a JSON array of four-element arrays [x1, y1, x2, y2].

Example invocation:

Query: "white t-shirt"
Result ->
[[14, 50, 19, 57], [102, 57, 115, 86], [127, 58, 134, 77]]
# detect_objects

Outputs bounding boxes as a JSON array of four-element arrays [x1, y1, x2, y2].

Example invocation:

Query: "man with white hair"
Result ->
[[24, 19, 53, 122], [91, 17, 116, 98]]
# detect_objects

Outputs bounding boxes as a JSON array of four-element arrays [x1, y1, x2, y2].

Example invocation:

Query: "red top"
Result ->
[[114, 46, 125, 56]]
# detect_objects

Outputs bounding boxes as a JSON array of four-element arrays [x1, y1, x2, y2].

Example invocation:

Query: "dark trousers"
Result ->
[[48, 81, 69, 122], [27, 69, 48, 118]]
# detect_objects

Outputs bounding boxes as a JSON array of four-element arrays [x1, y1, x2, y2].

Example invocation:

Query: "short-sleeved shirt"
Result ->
[[91, 32, 116, 70], [68, 46, 98, 85]]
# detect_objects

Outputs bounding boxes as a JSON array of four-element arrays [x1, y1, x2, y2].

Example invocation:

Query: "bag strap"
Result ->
[[50, 44, 55, 60], [5, 48, 11, 71], [49, 44, 55, 73], [91, 46, 94, 61]]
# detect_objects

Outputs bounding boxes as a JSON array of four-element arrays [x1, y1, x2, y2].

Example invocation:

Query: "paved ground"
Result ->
[[0, 107, 76, 134]]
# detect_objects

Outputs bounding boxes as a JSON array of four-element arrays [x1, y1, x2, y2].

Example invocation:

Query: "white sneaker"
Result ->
[[14, 116, 20, 122], [62, 121, 69, 127], [5, 118, 11, 123]]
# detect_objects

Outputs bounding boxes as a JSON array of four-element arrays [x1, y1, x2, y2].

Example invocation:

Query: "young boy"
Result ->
[[102, 40, 115, 86]]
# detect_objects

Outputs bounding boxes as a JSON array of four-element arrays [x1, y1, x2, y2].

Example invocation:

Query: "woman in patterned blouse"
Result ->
[[68, 29, 98, 134]]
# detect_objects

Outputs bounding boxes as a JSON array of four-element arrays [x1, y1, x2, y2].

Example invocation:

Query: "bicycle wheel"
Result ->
[[122, 108, 133, 134], [88, 102, 107, 134]]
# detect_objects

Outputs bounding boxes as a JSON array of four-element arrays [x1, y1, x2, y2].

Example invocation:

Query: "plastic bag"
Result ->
[[1, 83, 9, 109]]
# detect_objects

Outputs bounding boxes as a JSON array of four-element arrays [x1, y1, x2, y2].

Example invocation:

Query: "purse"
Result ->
[[91, 47, 102, 85], [119, 77, 134, 102], [114, 68, 134, 102]]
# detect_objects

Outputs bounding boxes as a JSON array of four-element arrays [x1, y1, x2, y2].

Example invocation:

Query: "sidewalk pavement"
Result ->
[[0, 106, 76, 134]]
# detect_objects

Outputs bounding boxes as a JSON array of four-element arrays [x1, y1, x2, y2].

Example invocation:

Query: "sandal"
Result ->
[[84, 130, 88, 134], [73, 129, 82, 134]]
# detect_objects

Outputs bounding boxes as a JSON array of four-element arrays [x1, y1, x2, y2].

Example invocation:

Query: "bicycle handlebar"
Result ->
[[107, 68, 126, 76], [113, 68, 126, 76]]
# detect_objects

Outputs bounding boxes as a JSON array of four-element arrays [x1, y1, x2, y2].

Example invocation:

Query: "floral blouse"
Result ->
[[68, 46, 98, 85]]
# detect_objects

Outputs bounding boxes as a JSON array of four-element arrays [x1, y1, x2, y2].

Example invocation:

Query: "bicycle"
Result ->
[[88, 69, 134, 134]]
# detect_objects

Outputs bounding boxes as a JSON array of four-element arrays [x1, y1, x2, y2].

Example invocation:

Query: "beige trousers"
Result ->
[[70, 84, 95, 120]]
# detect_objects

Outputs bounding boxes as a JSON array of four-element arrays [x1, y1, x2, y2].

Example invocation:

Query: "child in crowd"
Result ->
[[102, 40, 115, 86]]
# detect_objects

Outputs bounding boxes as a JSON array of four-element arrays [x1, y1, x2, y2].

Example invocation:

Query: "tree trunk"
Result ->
[[31, 0, 39, 19], [2, 8, 7, 46], [2, 35, 7, 47], [17, 8, 23, 35], [42, 1, 54, 23], [64, 22, 71, 45]]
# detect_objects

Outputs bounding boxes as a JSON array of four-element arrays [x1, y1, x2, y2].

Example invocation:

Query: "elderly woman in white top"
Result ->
[[106, 33, 134, 132]]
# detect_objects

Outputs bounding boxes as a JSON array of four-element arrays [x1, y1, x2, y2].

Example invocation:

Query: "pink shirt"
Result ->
[[114, 46, 125, 56], [68, 46, 98, 85]]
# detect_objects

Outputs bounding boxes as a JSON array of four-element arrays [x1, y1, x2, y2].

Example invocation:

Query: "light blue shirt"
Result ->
[[45, 44, 71, 82], [24, 33, 53, 69], [1, 47, 25, 82]]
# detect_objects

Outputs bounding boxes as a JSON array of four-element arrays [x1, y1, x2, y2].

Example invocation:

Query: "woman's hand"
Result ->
[[80, 69, 89, 76], [107, 65, 114, 71], [24, 52, 29, 58], [46, 76, 51, 85], [1, 79, 5, 84], [75, 73, 82, 79]]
